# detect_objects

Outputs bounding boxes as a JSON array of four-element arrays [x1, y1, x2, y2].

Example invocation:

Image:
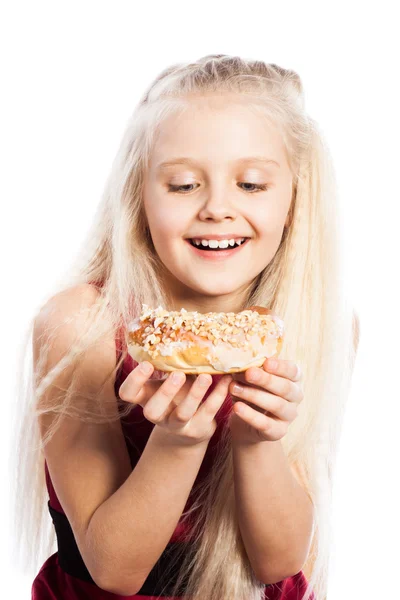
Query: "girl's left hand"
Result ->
[[228, 358, 304, 443]]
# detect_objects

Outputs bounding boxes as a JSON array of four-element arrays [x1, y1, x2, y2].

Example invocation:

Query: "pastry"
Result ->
[[126, 304, 284, 375]]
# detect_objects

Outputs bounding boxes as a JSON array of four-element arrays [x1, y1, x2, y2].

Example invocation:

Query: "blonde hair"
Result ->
[[9, 55, 357, 600]]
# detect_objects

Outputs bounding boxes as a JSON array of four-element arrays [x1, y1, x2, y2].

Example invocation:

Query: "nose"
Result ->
[[198, 187, 237, 222]]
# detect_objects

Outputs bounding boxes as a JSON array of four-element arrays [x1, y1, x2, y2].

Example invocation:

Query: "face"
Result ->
[[143, 94, 293, 313]]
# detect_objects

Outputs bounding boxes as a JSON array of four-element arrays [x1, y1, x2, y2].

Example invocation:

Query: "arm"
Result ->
[[88, 425, 209, 595], [34, 285, 209, 596], [232, 310, 360, 585], [232, 437, 314, 585]]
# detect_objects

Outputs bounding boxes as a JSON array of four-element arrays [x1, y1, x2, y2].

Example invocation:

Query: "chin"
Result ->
[[187, 282, 244, 297]]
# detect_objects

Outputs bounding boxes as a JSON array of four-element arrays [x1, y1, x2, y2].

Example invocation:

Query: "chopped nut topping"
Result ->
[[127, 303, 284, 359]]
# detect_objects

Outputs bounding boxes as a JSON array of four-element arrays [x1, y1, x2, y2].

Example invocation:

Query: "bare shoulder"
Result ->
[[34, 283, 103, 333], [33, 282, 116, 373]]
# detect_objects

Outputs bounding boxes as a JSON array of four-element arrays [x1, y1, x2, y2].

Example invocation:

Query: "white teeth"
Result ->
[[195, 237, 246, 248]]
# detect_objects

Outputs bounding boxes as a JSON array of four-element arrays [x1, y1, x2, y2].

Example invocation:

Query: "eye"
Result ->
[[238, 183, 269, 193], [168, 183, 198, 193], [167, 182, 269, 194]]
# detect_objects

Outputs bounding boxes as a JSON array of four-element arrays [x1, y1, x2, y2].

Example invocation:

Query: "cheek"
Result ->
[[145, 197, 175, 234], [256, 198, 288, 234], [146, 201, 190, 248], [260, 226, 286, 256], [264, 220, 286, 241]]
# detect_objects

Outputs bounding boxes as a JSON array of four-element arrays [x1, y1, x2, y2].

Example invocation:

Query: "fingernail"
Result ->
[[198, 375, 210, 386], [140, 362, 152, 374], [171, 371, 184, 384], [248, 369, 260, 382], [232, 383, 244, 394]]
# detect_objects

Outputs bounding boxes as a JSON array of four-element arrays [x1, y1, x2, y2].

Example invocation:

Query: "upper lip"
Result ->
[[185, 234, 250, 240]]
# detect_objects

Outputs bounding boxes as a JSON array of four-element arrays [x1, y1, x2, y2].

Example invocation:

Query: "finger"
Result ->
[[230, 384, 298, 421], [129, 380, 163, 408], [172, 374, 213, 423], [143, 371, 186, 422], [263, 358, 302, 382], [118, 361, 155, 403], [237, 367, 301, 404], [150, 375, 201, 419], [196, 374, 233, 420], [234, 403, 288, 442]]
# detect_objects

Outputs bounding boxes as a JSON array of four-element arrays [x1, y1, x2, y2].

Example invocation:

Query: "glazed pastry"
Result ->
[[127, 304, 284, 374]]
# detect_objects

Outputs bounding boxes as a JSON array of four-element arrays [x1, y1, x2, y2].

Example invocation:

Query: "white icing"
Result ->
[[157, 340, 194, 356], [127, 319, 141, 332], [143, 334, 278, 372], [206, 335, 278, 372], [270, 314, 284, 336]]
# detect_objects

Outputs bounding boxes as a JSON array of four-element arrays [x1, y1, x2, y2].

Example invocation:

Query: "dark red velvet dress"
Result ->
[[31, 328, 314, 599]]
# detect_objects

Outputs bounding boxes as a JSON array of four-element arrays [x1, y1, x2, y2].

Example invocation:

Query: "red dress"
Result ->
[[32, 328, 314, 599]]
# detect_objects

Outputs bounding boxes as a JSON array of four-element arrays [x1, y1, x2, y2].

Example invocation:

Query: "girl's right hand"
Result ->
[[118, 362, 232, 446]]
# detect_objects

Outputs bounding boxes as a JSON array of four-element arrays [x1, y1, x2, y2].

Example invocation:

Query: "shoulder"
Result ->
[[33, 283, 115, 368], [34, 283, 105, 338], [35, 283, 101, 324], [33, 283, 118, 417]]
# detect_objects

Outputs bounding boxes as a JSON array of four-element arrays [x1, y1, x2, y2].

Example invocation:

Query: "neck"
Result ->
[[165, 283, 254, 314]]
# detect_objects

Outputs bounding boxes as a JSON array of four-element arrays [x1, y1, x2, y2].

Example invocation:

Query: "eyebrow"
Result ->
[[155, 156, 280, 170]]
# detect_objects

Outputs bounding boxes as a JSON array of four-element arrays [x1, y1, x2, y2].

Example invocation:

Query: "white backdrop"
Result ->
[[1, 1, 399, 598]]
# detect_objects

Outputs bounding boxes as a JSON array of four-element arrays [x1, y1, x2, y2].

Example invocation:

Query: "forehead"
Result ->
[[149, 96, 289, 172], [155, 156, 281, 172]]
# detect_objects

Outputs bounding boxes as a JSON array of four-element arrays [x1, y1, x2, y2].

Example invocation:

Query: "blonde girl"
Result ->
[[11, 54, 359, 600]]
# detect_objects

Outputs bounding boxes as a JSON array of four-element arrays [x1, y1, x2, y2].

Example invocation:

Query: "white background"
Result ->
[[1, 1, 399, 598]]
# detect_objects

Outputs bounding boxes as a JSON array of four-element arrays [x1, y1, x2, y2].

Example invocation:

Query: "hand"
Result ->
[[228, 358, 303, 443], [118, 362, 233, 447]]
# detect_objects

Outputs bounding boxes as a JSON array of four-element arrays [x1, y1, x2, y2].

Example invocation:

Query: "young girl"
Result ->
[[11, 55, 359, 600]]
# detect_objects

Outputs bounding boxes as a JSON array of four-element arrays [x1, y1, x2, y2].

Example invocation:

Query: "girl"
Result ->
[[11, 55, 358, 600]]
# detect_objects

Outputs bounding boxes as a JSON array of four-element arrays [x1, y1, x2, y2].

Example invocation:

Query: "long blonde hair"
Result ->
[[9, 55, 357, 600]]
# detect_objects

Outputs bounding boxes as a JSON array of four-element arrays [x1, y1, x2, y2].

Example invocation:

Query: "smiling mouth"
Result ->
[[187, 238, 250, 251]]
